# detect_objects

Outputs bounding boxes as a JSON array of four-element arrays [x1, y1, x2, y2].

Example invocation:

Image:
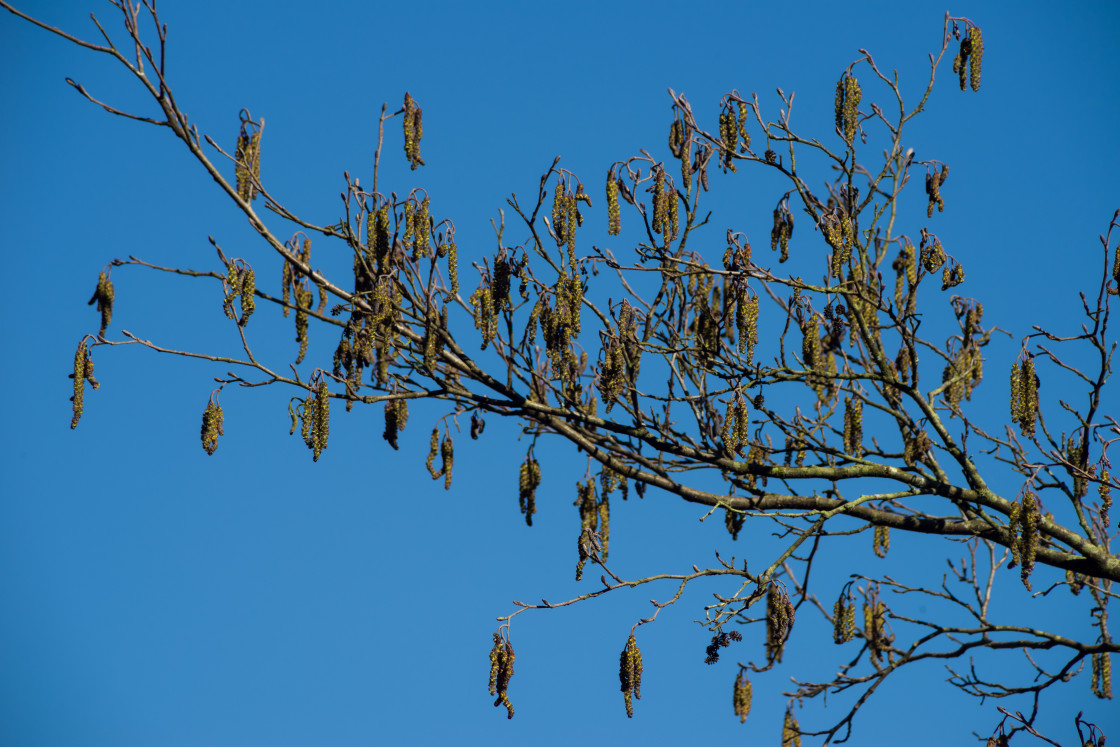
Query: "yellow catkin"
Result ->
[[873, 525, 890, 558], [311, 379, 329, 461], [201, 399, 224, 456], [843, 396, 863, 457], [606, 168, 621, 236], [1091, 652, 1112, 699], [967, 27, 984, 92], [70, 340, 90, 429], [782, 708, 802, 747], [733, 670, 752, 723], [487, 632, 515, 718], [402, 93, 424, 169], [832, 591, 856, 643], [88, 272, 115, 336], [619, 633, 644, 718]]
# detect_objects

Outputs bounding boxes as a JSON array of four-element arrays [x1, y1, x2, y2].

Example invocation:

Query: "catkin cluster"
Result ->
[[926, 164, 949, 217], [598, 300, 641, 412], [222, 261, 255, 326], [88, 271, 115, 336], [1091, 652, 1112, 699], [282, 237, 317, 363], [941, 261, 965, 291], [942, 343, 984, 411], [717, 100, 750, 172], [1064, 435, 1090, 499], [832, 588, 856, 644], [518, 455, 541, 526], [487, 631, 515, 719], [424, 428, 454, 489], [299, 379, 331, 462], [920, 231, 945, 272], [733, 670, 752, 723], [863, 589, 892, 663], [69, 339, 99, 429], [834, 74, 862, 145], [200, 397, 224, 456], [953, 26, 984, 92], [574, 479, 608, 579], [619, 633, 644, 718], [402, 92, 424, 169], [782, 708, 802, 747], [1010, 356, 1040, 437], [892, 240, 917, 314], [469, 285, 496, 351], [234, 111, 261, 201], [824, 213, 854, 279], [721, 395, 750, 457], [766, 583, 795, 664], [381, 397, 409, 450], [1007, 490, 1042, 589], [770, 202, 794, 262], [402, 195, 432, 260], [872, 525, 890, 558]]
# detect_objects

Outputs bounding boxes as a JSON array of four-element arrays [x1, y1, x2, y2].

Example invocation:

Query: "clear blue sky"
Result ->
[[1, 1, 1118, 745]]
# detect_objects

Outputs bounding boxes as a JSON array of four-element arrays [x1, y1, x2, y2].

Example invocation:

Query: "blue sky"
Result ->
[[1, 1, 1118, 745]]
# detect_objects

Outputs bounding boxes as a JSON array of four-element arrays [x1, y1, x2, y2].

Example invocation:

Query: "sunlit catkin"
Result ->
[[782, 708, 802, 747], [832, 590, 856, 643], [967, 27, 984, 92], [310, 379, 330, 461], [402, 92, 424, 170], [843, 396, 863, 457], [1091, 652, 1112, 699], [766, 583, 795, 664], [440, 433, 454, 490], [518, 455, 541, 526], [835, 74, 861, 145], [88, 272, 115, 336], [70, 340, 90, 429], [619, 633, 644, 718], [606, 168, 621, 236], [200, 397, 224, 456], [873, 525, 890, 558], [1010, 357, 1039, 437], [733, 670, 752, 723], [487, 631, 516, 719]]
